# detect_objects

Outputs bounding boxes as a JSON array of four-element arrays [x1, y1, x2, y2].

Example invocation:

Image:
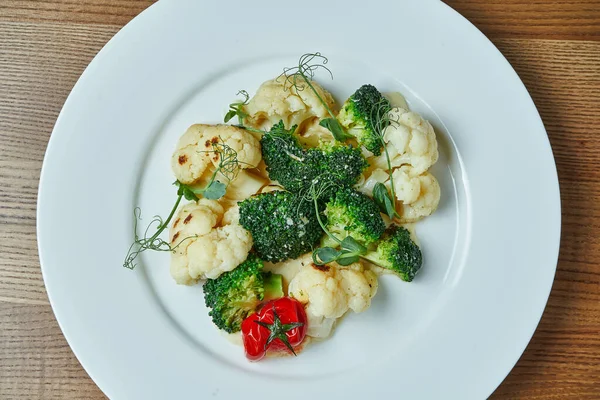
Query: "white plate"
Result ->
[[37, 0, 561, 398]]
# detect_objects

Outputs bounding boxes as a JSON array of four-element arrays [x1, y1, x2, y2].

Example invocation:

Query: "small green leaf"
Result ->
[[373, 182, 398, 218], [319, 118, 352, 141], [202, 180, 226, 200], [336, 253, 360, 266], [175, 181, 200, 201], [223, 110, 237, 123], [312, 247, 341, 265], [340, 236, 367, 254]]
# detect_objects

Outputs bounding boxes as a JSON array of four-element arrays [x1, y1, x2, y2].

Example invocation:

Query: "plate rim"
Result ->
[[37, 1, 561, 398]]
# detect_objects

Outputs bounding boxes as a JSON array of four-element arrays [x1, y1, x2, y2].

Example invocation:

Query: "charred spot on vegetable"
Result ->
[[204, 140, 211, 147], [124, 141, 242, 270], [171, 232, 180, 242], [183, 214, 193, 224], [178, 155, 188, 165], [313, 264, 330, 272], [173, 218, 180, 228]]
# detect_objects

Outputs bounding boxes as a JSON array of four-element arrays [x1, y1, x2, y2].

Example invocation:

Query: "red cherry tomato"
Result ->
[[241, 297, 307, 361]]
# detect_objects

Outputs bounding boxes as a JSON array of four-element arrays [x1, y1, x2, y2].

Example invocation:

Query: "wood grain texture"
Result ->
[[0, 303, 104, 398], [489, 38, 600, 398], [0, 1, 598, 399], [0, 22, 119, 307], [445, 0, 600, 40], [0, 0, 155, 25]]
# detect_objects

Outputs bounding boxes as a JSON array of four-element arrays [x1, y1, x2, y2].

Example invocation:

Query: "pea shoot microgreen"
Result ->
[[300, 177, 368, 266], [281, 53, 352, 141], [224, 90, 250, 123], [371, 99, 401, 219], [123, 140, 242, 270]]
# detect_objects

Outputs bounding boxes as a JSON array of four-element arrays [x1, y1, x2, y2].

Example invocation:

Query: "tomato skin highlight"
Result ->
[[241, 297, 307, 361]]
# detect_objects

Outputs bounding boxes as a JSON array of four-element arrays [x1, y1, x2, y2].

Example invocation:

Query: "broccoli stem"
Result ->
[[263, 273, 284, 301], [359, 253, 381, 266]]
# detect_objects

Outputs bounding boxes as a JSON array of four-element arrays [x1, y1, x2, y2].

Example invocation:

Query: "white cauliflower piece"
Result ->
[[288, 261, 378, 338], [223, 170, 267, 201], [384, 91, 409, 110], [171, 124, 261, 185], [170, 200, 224, 240], [260, 184, 284, 194], [242, 78, 336, 130], [376, 107, 439, 175], [296, 117, 336, 148], [357, 168, 390, 196], [392, 166, 441, 222], [169, 202, 252, 284]]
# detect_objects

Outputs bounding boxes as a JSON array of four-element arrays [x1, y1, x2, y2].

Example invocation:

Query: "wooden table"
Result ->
[[0, 1, 598, 398]]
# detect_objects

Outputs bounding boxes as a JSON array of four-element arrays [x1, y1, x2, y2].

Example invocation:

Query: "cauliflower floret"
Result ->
[[171, 124, 261, 185], [169, 202, 252, 284], [296, 117, 336, 148], [170, 200, 224, 241], [288, 261, 378, 338], [223, 170, 267, 201], [357, 168, 390, 197], [259, 184, 284, 194], [372, 107, 438, 175], [242, 78, 336, 130], [392, 166, 441, 222]]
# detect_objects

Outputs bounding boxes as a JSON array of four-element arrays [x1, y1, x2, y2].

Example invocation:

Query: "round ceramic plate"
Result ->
[[37, 0, 561, 398]]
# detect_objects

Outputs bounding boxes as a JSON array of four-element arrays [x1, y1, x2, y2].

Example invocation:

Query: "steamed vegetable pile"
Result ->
[[124, 53, 441, 361]]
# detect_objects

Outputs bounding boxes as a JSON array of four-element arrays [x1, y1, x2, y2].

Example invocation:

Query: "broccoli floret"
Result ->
[[260, 122, 317, 192], [318, 142, 368, 189], [323, 187, 386, 247], [337, 84, 391, 156], [260, 121, 367, 193], [203, 254, 283, 333], [238, 190, 323, 262], [364, 225, 422, 282]]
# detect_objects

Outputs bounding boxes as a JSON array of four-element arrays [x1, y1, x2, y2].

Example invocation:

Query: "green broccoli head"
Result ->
[[337, 84, 391, 156], [260, 121, 367, 193], [324, 187, 386, 246], [318, 142, 369, 189], [365, 225, 422, 282], [260, 121, 316, 192], [203, 254, 283, 333], [238, 190, 323, 262]]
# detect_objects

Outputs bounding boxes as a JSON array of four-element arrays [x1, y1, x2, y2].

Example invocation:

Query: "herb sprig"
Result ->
[[301, 178, 368, 266], [224, 90, 250, 123], [371, 100, 400, 219], [123, 141, 242, 270], [281, 53, 351, 141]]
